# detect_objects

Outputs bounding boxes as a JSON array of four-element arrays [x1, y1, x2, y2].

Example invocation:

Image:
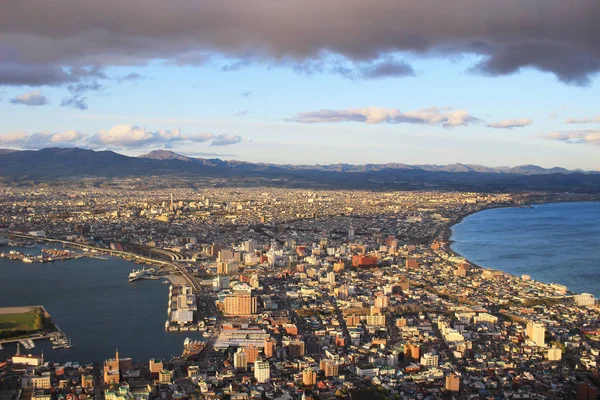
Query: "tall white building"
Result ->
[[234, 348, 248, 371], [526, 321, 546, 347], [254, 358, 271, 383]]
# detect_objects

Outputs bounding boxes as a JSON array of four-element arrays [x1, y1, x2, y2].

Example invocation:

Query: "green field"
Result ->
[[0, 308, 46, 339]]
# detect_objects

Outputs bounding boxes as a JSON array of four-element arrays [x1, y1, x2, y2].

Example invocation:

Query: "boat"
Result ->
[[182, 337, 204, 357], [128, 267, 156, 282]]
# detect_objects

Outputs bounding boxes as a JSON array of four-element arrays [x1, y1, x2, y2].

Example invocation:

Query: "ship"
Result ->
[[182, 337, 204, 358], [128, 267, 156, 282]]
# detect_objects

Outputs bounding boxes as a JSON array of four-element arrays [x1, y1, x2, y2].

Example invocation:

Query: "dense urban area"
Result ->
[[1, 183, 600, 400]]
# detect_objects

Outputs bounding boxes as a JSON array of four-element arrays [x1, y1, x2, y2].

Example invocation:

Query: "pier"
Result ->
[[1, 232, 201, 293]]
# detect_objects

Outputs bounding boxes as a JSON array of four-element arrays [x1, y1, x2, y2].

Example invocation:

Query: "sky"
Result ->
[[1, 1, 599, 170]]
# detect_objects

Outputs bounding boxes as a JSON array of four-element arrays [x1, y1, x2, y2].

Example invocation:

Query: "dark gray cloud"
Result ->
[[1, 0, 599, 86], [9, 91, 49, 106], [61, 95, 88, 110], [360, 60, 415, 79], [116, 72, 145, 83]]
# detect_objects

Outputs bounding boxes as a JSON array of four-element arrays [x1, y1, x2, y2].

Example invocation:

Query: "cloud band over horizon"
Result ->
[[0, 125, 243, 150]]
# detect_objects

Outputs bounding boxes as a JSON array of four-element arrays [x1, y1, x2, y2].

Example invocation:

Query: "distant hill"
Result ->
[[0, 147, 599, 192]]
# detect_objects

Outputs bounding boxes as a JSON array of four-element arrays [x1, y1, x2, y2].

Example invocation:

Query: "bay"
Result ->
[[451, 201, 600, 298], [0, 246, 196, 364]]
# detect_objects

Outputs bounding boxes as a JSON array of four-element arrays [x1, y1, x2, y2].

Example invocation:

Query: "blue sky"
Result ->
[[1, 1, 599, 170]]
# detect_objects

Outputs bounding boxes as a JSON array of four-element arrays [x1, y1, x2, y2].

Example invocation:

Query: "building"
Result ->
[[158, 370, 173, 384], [420, 353, 439, 367], [254, 358, 271, 383], [355, 365, 379, 378], [577, 383, 598, 400], [473, 313, 498, 325], [320, 359, 339, 377], [234, 348, 248, 371], [404, 343, 420, 361], [526, 321, 546, 347], [547, 347, 562, 361], [244, 344, 259, 363], [374, 293, 389, 309], [105, 385, 134, 400], [302, 368, 317, 386], [224, 285, 257, 316], [32, 374, 51, 389], [575, 293, 596, 307], [352, 255, 377, 267], [406, 258, 418, 269], [288, 340, 305, 357], [445, 374, 460, 393], [104, 349, 122, 385], [264, 338, 276, 358], [12, 353, 44, 367], [81, 375, 94, 390], [149, 359, 163, 373]]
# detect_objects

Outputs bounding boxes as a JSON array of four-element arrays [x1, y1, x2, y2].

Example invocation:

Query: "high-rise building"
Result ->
[[320, 359, 339, 377], [245, 345, 259, 364], [224, 285, 257, 316], [234, 348, 248, 371], [577, 383, 598, 400], [404, 343, 420, 361], [243, 239, 257, 253], [445, 373, 460, 392], [374, 293, 389, 309], [302, 368, 317, 386], [288, 340, 305, 357], [254, 358, 271, 383], [326, 271, 336, 284], [526, 321, 546, 347], [264, 338, 276, 358]]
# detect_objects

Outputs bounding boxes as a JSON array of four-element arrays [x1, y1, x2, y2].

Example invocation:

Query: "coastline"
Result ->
[[442, 200, 600, 297]]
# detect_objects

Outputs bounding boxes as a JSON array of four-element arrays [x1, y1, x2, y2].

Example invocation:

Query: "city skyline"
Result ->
[[0, 1, 599, 169]]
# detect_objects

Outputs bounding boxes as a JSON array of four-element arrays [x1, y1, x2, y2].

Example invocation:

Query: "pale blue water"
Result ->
[[0, 246, 202, 363], [451, 202, 600, 297]]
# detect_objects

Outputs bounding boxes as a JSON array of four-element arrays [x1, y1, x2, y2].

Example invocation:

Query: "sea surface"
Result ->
[[451, 202, 600, 298], [0, 246, 200, 363]]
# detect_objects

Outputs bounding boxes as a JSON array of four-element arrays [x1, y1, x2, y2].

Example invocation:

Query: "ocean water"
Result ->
[[451, 202, 600, 297], [0, 247, 201, 363]]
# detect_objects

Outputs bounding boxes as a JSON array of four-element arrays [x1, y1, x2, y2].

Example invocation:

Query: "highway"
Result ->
[[1, 232, 202, 293]]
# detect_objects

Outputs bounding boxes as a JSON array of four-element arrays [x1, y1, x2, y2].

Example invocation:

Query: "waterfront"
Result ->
[[0, 246, 198, 363], [451, 201, 600, 297]]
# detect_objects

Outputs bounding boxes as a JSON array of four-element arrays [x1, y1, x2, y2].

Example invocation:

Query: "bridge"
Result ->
[[1, 232, 202, 294]]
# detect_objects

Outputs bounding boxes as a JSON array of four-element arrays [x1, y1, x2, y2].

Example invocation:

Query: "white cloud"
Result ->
[[486, 118, 533, 129], [9, 91, 49, 106], [0, 125, 242, 150], [210, 134, 243, 146], [565, 116, 600, 124], [535, 130, 600, 145], [288, 106, 480, 128], [0, 130, 83, 148], [88, 124, 217, 148]]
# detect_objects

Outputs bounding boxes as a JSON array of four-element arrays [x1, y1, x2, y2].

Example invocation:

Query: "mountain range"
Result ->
[[0, 147, 599, 192]]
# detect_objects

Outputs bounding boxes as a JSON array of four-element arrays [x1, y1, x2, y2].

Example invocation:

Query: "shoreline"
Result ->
[[442, 199, 600, 297]]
